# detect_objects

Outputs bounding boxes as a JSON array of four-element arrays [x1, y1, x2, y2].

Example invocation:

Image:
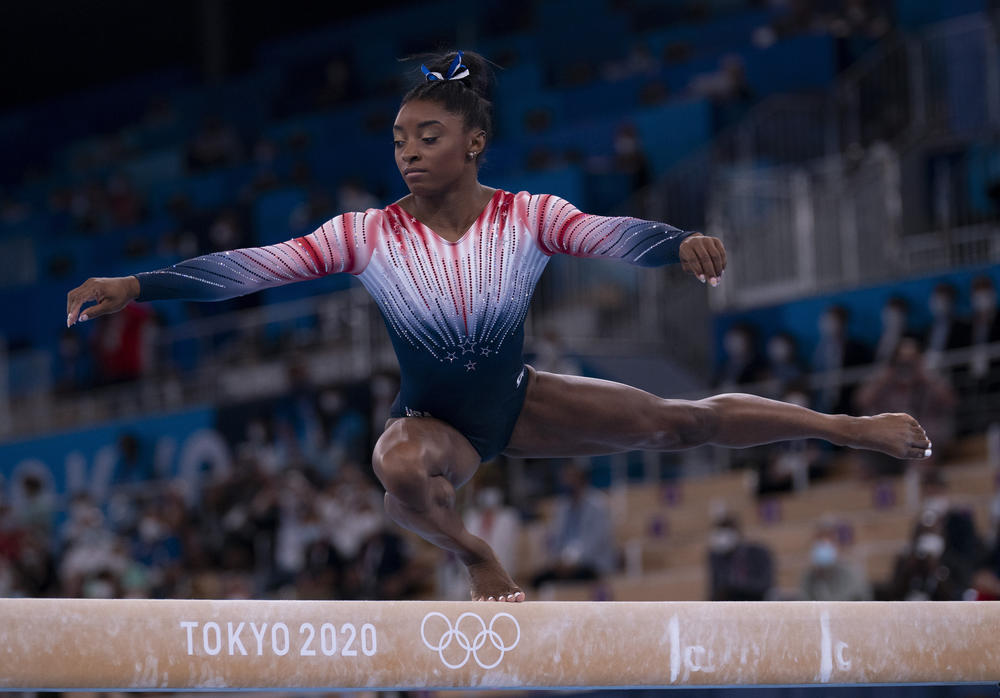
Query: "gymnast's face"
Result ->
[[393, 99, 484, 195]]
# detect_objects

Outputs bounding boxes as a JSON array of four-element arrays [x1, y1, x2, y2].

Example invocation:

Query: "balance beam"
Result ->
[[0, 599, 997, 690]]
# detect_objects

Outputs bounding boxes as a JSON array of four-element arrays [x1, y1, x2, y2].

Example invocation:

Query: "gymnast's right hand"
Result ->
[[66, 275, 140, 327]]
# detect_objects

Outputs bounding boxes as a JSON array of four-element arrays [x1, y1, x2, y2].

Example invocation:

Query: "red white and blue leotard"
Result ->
[[135, 189, 694, 460]]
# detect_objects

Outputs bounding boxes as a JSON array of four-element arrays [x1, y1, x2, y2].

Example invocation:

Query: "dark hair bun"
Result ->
[[401, 49, 496, 154], [417, 50, 494, 99]]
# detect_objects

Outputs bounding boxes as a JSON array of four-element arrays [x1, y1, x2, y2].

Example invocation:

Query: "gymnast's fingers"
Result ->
[[679, 236, 707, 282], [691, 242, 719, 285], [66, 279, 97, 327], [704, 237, 726, 279], [711, 237, 727, 274]]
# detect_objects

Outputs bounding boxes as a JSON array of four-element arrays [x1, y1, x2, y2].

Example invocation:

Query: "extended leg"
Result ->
[[695, 392, 930, 456], [505, 369, 931, 459], [372, 417, 525, 602]]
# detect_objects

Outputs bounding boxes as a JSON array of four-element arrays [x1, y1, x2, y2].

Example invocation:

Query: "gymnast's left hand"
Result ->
[[679, 233, 726, 287]]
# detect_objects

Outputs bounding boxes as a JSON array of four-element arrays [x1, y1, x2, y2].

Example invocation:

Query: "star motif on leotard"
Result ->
[[444, 352, 457, 363], [480, 347, 492, 356], [465, 360, 477, 371], [459, 338, 477, 355]]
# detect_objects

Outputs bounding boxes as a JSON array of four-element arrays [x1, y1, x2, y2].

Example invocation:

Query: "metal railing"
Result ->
[[632, 13, 1000, 311], [707, 146, 909, 309]]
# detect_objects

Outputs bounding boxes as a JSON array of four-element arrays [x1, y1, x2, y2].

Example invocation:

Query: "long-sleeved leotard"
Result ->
[[135, 189, 694, 460]]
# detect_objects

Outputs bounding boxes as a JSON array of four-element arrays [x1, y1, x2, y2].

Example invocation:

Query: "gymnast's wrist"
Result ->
[[127, 275, 141, 300]]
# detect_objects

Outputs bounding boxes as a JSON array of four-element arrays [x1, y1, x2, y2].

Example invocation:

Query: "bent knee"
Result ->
[[651, 400, 719, 449], [372, 428, 430, 495]]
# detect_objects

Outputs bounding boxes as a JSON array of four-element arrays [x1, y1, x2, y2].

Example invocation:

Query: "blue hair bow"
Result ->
[[421, 51, 470, 82]]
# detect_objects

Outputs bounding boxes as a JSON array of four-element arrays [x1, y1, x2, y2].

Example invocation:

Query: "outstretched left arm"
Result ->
[[531, 194, 726, 284]]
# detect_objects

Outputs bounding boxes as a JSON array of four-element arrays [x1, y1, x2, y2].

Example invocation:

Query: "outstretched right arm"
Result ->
[[67, 211, 375, 326]]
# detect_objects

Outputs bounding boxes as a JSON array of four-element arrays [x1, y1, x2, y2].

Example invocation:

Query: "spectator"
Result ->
[[271, 356, 322, 467], [968, 276, 1000, 382], [800, 519, 872, 601], [875, 296, 910, 364], [855, 337, 957, 473], [315, 387, 369, 477], [58, 500, 121, 598], [116, 432, 156, 484], [715, 323, 766, 390], [920, 470, 984, 578], [762, 332, 805, 398], [130, 507, 182, 597], [971, 489, 1000, 599], [813, 305, 871, 413], [532, 462, 616, 587], [321, 463, 383, 562], [465, 483, 521, 579], [707, 512, 774, 601], [923, 282, 970, 371], [90, 302, 156, 386], [11, 472, 54, 537], [273, 470, 323, 582], [613, 123, 652, 195], [882, 508, 970, 601]]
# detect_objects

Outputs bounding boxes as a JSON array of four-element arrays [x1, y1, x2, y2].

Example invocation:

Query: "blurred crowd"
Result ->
[[0, 425, 428, 602], [706, 462, 1000, 602]]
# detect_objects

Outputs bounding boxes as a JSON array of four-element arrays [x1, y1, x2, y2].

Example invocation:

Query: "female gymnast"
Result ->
[[66, 50, 931, 603]]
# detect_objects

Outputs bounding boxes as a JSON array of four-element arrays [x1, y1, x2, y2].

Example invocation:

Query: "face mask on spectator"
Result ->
[[767, 337, 791, 363], [915, 533, 945, 559], [929, 294, 951, 318], [139, 516, 163, 544], [709, 527, 739, 553], [811, 540, 837, 567], [973, 290, 996, 314]]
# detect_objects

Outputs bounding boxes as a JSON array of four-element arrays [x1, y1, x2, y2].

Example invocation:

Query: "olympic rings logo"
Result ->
[[420, 612, 521, 669]]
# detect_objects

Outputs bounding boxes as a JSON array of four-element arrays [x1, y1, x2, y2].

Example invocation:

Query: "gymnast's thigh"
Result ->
[[502, 368, 696, 458], [374, 416, 482, 489]]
